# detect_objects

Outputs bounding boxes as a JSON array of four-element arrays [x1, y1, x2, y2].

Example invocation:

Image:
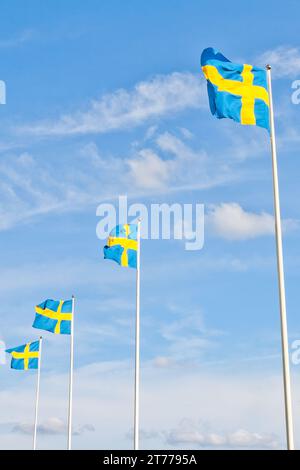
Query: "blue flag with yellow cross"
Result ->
[[33, 299, 73, 335], [6, 341, 40, 370], [201, 47, 270, 130], [104, 224, 138, 269]]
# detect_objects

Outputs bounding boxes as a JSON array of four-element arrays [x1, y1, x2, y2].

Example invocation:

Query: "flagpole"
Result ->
[[266, 65, 294, 450], [33, 336, 42, 451], [67, 295, 75, 450], [134, 219, 141, 450]]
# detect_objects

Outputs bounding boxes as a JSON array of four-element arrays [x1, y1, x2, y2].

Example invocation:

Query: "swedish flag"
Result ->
[[33, 299, 73, 335], [201, 47, 270, 130], [6, 341, 40, 370], [104, 224, 138, 269]]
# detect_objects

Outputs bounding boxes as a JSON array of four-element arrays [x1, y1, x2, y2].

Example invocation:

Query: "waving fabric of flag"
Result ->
[[33, 299, 73, 335], [104, 224, 138, 269], [201, 47, 270, 130], [6, 341, 40, 370]]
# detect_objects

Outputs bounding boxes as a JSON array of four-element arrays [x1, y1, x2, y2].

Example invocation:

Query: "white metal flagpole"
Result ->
[[67, 295, 75, 450], [266, 65, 294, 450], [134, 220, 141, 450], [33, 336, 42, 451]]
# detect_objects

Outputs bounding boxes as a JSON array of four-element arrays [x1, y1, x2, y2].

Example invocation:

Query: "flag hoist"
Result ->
[[201, 47, 294, 450], [6, 338, 43, 450], [104, 220, 141, 450], [33, 297, 75, 449]]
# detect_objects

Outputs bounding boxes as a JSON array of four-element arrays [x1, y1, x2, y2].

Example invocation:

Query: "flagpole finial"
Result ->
[[266, 64, 271, 70]]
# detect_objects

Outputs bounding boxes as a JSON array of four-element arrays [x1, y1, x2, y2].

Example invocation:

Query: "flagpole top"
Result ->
[[266, 64, 271, 70]]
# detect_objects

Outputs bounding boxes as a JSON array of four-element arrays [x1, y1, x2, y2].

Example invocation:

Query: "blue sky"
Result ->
[[1, 0, 300, 450]]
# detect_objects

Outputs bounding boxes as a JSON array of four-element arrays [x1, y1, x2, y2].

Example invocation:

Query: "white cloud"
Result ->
[[127, 148, 171, 190], [0, 144, 294, 240], [208, 203, 298, 240], [19, 72, 205, 136], [151, 131, 234, 191], [257, 46, 300, 78], [12, 417, 94, 436], [0, 133, 238, 231], [0, 358, 290, 449], [127, 130, 228, 191], [165, 420, 279, 449], [209, 203, 275, 240], [0, 144, 133, 231], [227, 429, 277, 448], [153, 356, 174, 368]]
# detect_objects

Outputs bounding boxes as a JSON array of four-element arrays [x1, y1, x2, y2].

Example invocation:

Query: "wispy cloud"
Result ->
[[0, 151, 79, 231], [12, 417, 94, 436], [0, 131, 238, 232], [1, 143, 296, 240], [0, 29, 35, 49], [0, 358, 290, 449], [127, 148, 171, 190], [18, 72, 206, 136], [257, 46, 300, 78], [158, 306, 223, 363], [165, 419, 279, 449], [0, 259, 103, 293]]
